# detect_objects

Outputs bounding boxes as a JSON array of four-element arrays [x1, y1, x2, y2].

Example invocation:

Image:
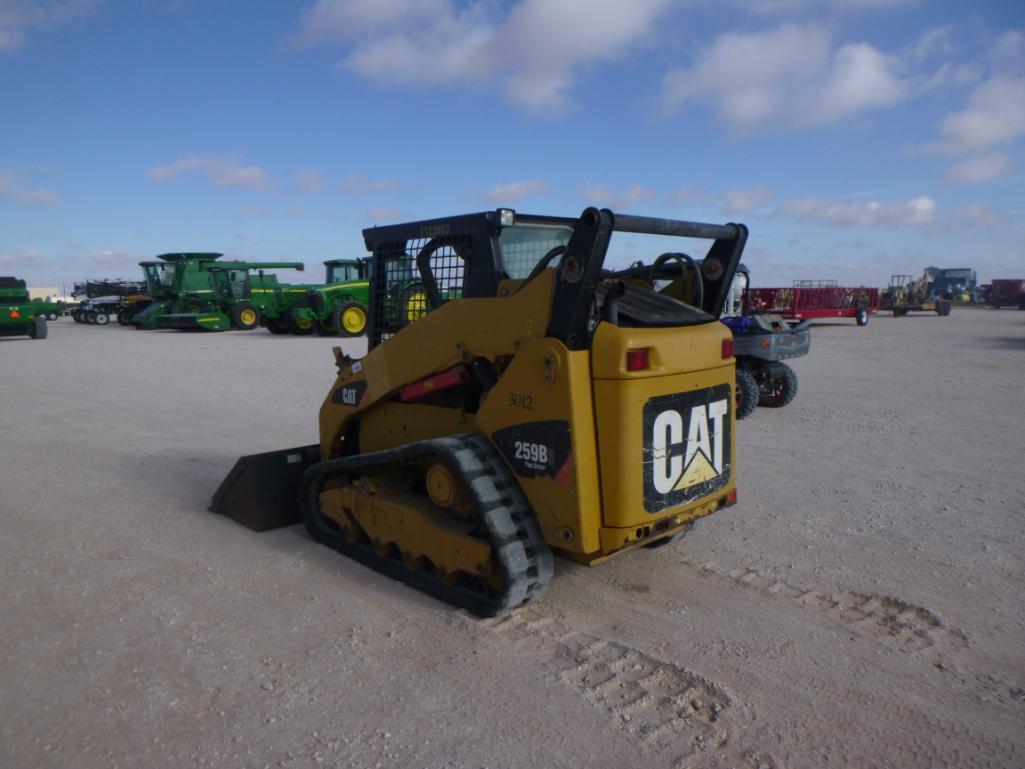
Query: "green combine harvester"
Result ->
[[126, 252, 305, 331], [156, 261, 307, 331], [130, 253, 225, 329], [0, 277, 53, 340]]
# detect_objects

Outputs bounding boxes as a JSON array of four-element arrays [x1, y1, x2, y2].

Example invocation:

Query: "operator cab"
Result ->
[[141, 262, 177, 296], [210, 268, 252, 301], [326, 259, 369, 284]]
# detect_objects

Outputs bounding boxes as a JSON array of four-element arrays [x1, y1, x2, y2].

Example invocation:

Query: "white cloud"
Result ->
[[0, 0, 96, 53], [583, 183, 656, 210], [298, 0, 449, 43], [817, 43, 906, 118], [211, 162, 268, 191], [830, 0, 921, 9], [0, 248, 43, 267], [364, 206, 409, 223], [91, 250, 139, 267], [292, 170, 323, 193], [779, 195, 937, 226], [666, 186, 704, 206], [146, 155, 203, 181], [297, 0, 674, 113], [904, 25, 956, 63], [0, 170, 61, 206], [909, 31, 1025, 181], [732, 0, 813, 14], [991, 30, 1025, 67], [341, 171, 398, 194], [484, 180, 550, 203], [949, 202, 1000, 226], [721, 0, 921, 14], [941, 152, 1014, 184], [919, 60, 984, 93], [925, 77, 1025, 155], [922, 202, 1003, 234], [722, 187, 774, 214], [234, 205, 273, 219], [147, 154, 270, 191], [661, 23, 909, 132]]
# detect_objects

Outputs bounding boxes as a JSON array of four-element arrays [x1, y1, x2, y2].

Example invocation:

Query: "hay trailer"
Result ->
[[745, 280, 878, 326]]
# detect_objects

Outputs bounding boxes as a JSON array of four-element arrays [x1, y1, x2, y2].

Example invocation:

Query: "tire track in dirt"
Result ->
[[762, 665, 1025, 769], [681, 556, 970, 660], [476, 601, 1022, 769], [665, 557, 1024, 767], [476, 609, 772, 769]]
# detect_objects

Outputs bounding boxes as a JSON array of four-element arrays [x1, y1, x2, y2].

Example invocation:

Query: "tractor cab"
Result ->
[[325, 258, 370, 285]]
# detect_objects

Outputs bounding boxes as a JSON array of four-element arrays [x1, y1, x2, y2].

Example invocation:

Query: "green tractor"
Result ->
[[293, 258, 371, 337], [376, 252, 457, 332], [0, 277, 52, 340], [291, 255, 448, 338], [156, 262, 307, 331]]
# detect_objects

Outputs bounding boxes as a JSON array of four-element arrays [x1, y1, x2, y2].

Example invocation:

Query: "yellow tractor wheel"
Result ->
[[398, 285, 428, 327], [332, 301, 368, 337], [287, 303, 316, 336], [230, 303, 260, 330]]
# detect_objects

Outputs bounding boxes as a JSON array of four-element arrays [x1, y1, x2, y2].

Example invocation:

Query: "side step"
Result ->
[[210, 444, 321, 531]]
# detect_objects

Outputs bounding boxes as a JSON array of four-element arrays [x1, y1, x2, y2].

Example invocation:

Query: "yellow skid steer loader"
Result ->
[[212, 207, 747, 615]]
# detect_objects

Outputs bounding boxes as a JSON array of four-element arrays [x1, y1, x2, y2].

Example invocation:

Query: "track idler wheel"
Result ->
[[299, 435, 552, 616]]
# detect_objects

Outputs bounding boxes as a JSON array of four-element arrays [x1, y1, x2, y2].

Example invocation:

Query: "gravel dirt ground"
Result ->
[[1, 309, 1023, 769]]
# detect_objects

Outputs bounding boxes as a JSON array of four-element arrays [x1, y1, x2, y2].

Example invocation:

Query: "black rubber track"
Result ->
[[299, 433, 553, 616]]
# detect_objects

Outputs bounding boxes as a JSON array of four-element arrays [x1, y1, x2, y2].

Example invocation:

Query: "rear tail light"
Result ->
[[626, 348, 650, 371], [722, 338, 734, 359]]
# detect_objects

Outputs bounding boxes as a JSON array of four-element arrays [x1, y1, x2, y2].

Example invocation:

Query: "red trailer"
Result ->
[[986, 279, 1025, 309], [745, 285, 879, 326]]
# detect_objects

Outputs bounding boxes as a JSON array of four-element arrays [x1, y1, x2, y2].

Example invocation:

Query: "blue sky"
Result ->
[[2, 0, 1023, 293]]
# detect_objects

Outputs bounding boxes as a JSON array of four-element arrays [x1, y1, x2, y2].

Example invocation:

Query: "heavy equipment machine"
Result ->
[[156, 263, 307, 331], [211, 208, 747, 615], [131, 253, 225, 328], [929, 267, 977, 304], [0, 277, 49, 339], [126, 253, 305, 330], [71, 296, 121, 325], [297, 258, 372, 337], [879, 271, 953, 316], [68, 279, 149, 325]]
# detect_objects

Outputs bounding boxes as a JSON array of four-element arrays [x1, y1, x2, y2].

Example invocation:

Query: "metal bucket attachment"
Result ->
[[210, 444, 320, 531]]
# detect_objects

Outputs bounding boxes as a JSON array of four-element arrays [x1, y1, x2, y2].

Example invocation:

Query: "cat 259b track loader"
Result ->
[[212, 207, 747, 616]]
